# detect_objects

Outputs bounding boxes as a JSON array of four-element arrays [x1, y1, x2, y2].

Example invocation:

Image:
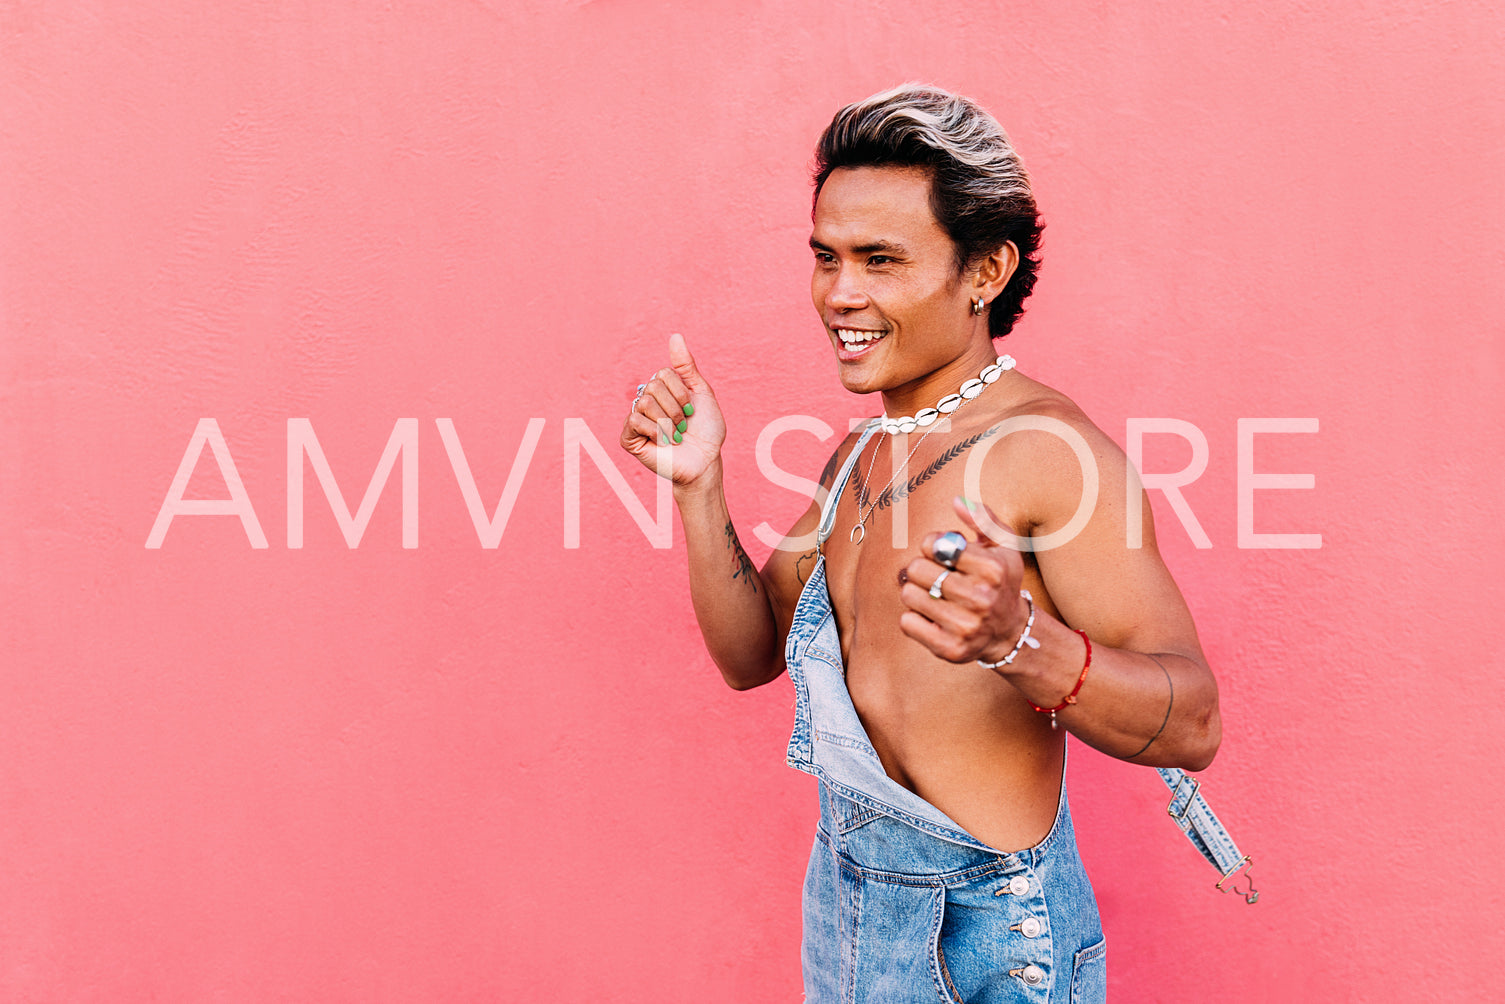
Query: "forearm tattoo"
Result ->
[[724, 520, 758, 593], [852, 423, 1005, 512]]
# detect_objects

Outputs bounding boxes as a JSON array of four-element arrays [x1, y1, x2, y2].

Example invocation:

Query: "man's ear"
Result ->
[[973, 241, 1020, 302]]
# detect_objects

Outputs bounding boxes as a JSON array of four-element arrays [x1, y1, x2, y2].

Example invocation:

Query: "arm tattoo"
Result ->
[[852, 424, 1005, 512], [1126, 655, 1174, 759], [724, 520, 758, 593], [794, 549, 816, 586]]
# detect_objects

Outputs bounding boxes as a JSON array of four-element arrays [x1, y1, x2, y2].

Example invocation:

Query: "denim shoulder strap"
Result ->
[[1156, 767, 1258, 903], [816, 420, 881, 551]]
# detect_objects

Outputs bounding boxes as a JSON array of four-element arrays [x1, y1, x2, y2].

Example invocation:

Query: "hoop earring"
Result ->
[[972, 296, 986, 316]]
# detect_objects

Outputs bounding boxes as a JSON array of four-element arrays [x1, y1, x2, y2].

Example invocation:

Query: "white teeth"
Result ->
[[836, 328, 887, 346]]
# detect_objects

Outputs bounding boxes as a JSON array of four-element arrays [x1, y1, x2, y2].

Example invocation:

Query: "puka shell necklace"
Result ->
[[850, 355, 1015, 544], [877, 355, 1015, 435]]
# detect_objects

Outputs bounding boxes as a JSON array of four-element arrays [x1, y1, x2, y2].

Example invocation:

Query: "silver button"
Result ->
[[1020, 917, 1043, 938], [1009, 875, 1030, 896], [1021, 964, 1045, 985]]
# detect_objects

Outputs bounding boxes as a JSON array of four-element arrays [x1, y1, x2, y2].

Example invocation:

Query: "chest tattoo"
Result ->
[[852, 423, 1005, 513]]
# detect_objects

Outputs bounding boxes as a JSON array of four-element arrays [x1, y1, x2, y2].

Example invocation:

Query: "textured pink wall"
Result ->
[[4, 2, 1502, 1000]]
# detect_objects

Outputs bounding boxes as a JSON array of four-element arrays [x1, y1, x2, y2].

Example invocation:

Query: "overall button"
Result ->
[[1009, 875, 1030, 896], [1019, 916, 1043, 938], [1021, 964, 1045, 986]]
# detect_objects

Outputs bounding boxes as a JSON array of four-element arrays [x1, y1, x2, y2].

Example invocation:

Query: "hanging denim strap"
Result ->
[[1157, 767, 1258, 903], [815, 420, 881, 551]]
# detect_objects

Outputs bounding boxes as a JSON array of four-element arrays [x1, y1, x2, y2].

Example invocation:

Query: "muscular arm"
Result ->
[[673, 463, 787, 690], [685, 436, 853, 690], [992, 410, 1219, 768], [900, 405, 1221, 770], [621, 334, 851, 691]]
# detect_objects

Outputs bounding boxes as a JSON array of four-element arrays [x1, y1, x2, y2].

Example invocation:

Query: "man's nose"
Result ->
[[825, 265, 868, 311]]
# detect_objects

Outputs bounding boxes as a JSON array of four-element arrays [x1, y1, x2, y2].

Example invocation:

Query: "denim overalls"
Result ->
[[785, 422, 1106, 1003]]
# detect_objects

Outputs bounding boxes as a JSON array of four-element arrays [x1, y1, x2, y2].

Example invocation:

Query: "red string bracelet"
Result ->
[[1027, 629, 1092, 730]]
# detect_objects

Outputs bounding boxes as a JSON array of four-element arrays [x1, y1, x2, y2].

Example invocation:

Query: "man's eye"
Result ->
[[868, 255, 894, 265]]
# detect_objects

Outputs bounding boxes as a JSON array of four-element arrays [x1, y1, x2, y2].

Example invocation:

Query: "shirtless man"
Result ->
[[621, 84, 1220, 1002]]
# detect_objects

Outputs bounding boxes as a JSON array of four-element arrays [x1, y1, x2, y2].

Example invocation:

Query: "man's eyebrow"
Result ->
[[808, 236, 909, 256]]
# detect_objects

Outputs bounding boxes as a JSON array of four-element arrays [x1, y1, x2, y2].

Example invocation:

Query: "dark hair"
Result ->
[[813, 83, 1043, 338]]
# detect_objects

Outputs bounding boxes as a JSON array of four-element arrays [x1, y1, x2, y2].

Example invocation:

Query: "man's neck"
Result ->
[[878, 340, 1006, 418]]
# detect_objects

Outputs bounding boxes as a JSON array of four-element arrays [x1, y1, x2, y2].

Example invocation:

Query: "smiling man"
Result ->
[[621, 84, 1222, 1002]]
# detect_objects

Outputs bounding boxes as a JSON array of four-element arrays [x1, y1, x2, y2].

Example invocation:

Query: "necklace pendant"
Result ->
[[850, 522, 866, 545]]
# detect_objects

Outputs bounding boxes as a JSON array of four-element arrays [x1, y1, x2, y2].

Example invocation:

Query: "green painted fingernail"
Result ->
[[962, 496, 978, 512], [672, 430, 683, 443], [676, 419, 687, 433], [683, 403, 694, 417]]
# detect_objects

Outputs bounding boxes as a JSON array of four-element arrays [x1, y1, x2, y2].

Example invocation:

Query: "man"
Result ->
[[620, 84, 1220, 1002]]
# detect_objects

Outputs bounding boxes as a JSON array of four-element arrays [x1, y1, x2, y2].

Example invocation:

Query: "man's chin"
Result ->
[[835, 365, 883, 396]]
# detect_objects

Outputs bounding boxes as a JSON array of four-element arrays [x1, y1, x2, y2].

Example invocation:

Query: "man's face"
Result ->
[[810, 165, 973, 396]]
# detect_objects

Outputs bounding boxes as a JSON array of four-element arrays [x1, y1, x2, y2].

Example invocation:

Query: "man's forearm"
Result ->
[[673, 465, 785, 690], [992, 610, 1221, 770]]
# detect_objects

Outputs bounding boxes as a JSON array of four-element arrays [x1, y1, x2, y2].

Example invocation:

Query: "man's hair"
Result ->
[[813, 83, 1042, 339]]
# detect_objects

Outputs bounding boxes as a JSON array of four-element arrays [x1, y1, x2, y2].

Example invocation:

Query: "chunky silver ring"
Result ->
[[928, 569, 952, 600], [933, 531, 968, 569]]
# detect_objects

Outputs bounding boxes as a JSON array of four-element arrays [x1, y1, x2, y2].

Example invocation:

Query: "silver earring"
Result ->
[[972, 296, 985, 316]]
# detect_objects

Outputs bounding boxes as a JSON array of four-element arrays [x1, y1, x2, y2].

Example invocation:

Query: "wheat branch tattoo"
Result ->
[[852, 423, 1004, 512], [724, 520, 758, 593]]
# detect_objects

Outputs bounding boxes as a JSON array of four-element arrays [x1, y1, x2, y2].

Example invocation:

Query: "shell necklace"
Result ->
[[850, 354, 1015, 544]]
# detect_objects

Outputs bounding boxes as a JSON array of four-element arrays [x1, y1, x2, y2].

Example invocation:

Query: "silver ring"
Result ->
[[932, 531, 968, 569], [634, 383, 647, 402], [928, 569, 952, 600]]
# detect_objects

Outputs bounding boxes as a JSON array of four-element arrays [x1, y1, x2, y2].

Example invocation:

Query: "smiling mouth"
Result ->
[[834, 327, 889, 348]]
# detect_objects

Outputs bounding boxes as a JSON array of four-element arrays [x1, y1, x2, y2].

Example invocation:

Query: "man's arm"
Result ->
[[897, 405, 1221, 770], [671, 465, 790, 690], [620, 334, 841, 691]]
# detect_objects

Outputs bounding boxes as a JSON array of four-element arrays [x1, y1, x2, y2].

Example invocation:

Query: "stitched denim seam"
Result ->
[[822, 778, 997, 854], [936, 942, 965, 1004], [1071, 938, 1107, 1002], [814, 730, 880, 753], [930, 889, 964, 1004], [807, 642, 841, 664], [827, 847, 1012, 888]]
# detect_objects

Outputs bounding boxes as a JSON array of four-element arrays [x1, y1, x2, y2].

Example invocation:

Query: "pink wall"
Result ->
[[4, 2, 1502, 1000]]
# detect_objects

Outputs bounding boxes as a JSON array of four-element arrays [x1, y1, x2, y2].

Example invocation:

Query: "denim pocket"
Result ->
[[1070, 937, 1107, 1004], [929, 887, 966, 1004]]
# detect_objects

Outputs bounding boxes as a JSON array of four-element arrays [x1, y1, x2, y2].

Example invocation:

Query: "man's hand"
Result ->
[[619, 333, 727, 487], [898, 495, 1033, 665]]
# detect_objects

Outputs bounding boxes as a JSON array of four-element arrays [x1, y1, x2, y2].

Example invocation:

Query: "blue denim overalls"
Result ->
[[785, 422, 1106, 1002]]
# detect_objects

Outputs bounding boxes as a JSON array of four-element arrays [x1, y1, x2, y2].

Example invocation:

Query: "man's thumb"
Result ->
[[954, 495, 1030, 551], [668, 332, 708, 390]]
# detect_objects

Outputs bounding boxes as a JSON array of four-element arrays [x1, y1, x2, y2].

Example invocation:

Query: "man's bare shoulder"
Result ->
[[973, 372, 1128, 535]]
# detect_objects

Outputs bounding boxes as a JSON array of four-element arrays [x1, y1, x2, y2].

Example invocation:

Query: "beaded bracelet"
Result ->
[[1027, 629, 1092, 730], [977, 589, 1041, 670]]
